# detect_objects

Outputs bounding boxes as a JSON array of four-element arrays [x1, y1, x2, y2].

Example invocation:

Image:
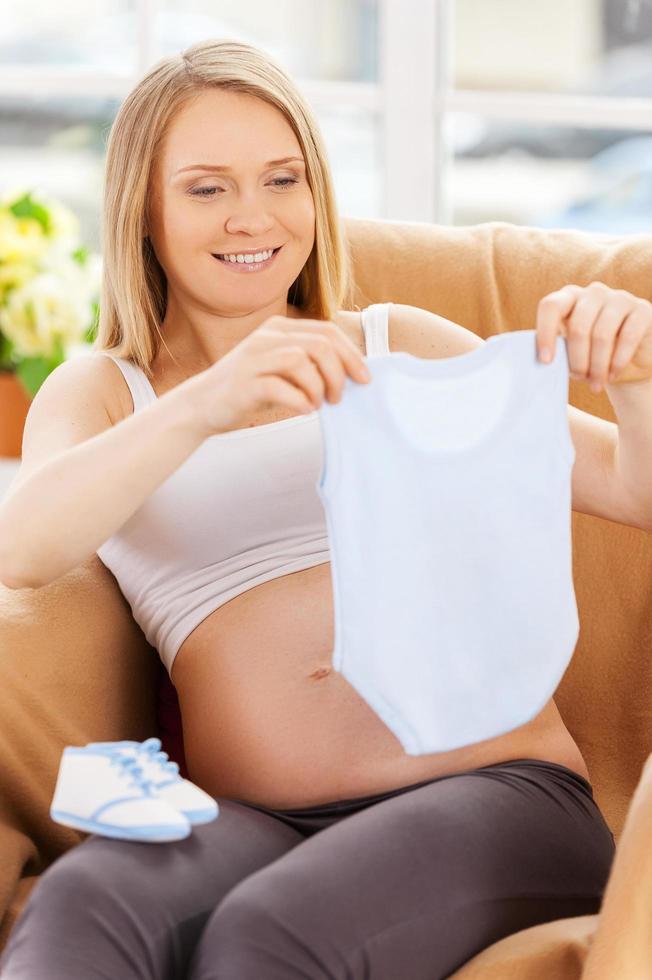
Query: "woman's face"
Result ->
[[148, 88, 316, 317]]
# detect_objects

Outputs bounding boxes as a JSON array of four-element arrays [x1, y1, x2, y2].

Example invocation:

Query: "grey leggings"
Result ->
[[0, 758, 616, 980]]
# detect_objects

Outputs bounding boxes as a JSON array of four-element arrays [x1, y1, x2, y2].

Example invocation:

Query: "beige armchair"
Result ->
[[1, 217, 651, 978]]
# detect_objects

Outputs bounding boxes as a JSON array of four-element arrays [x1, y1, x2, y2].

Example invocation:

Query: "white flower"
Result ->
[[0, 256, 97, 359], [0, 185, 80, 254], [0, 208, 48, 268], [0, 188, 102, 362]]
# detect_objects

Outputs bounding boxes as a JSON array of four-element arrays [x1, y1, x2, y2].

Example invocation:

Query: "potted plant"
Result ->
[[0, 187, 101, 457]]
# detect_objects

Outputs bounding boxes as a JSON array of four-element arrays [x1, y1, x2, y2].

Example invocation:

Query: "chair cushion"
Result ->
[[447, 914, 597, 979]]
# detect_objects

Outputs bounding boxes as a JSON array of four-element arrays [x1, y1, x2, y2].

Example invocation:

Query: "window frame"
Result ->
[[3, 0, 652, 223]]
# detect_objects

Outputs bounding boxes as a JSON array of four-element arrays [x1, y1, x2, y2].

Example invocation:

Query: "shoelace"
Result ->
[[137, 737, 180, 781], [107, 750, 157, 795]]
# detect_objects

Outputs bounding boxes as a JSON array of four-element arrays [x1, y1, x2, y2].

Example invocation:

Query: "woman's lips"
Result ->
[[212, 246, 282, 273]]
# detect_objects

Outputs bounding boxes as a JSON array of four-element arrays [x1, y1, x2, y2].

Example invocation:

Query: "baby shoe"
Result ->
[[84, 737, 219, 825], [50, 745, 191, 843]]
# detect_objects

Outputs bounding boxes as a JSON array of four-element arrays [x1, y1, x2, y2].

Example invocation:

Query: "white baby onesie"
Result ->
[[315, 325, 578, 755]]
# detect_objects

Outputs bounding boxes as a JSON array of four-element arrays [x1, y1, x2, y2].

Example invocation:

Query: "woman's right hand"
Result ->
[[188, 314, 372, 437]]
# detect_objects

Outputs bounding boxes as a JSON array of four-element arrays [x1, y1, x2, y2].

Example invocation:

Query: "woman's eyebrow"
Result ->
[[173, 156, 305, 176]]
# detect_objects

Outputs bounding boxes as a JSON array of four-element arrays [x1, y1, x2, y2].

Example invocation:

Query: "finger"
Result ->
[[584, 295, 633, 388], [608, 307, 651, 383], [536, 284, 584, 360], [564, 288, 608, 378], [259, 345, 327, 407], [297, 319, 370, 382], [326, 321, 370, 379], [286, 331, 347, 401]]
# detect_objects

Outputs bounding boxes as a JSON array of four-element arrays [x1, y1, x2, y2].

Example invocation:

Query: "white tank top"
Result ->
[[317, 316, 578, 755], [94, 304, 390, 677]]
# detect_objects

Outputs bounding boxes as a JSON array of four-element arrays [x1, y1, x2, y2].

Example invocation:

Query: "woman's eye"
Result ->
[[190, 187, 220, 197], [189, 177, 299, 198]]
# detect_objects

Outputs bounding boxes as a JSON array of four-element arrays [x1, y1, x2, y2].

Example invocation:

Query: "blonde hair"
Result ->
[[92, 38, 355, 379]]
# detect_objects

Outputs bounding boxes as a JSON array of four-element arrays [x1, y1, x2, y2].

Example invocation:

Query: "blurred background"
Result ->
[[4, 0, 652, 245]]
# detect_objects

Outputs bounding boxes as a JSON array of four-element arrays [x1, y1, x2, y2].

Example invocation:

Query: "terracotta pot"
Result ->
[[0, 370, 31, 458]]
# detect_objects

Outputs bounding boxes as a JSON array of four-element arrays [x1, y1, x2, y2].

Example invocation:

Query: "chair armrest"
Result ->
[[581, 754, 652, 979], [0, 556, 159, 939]]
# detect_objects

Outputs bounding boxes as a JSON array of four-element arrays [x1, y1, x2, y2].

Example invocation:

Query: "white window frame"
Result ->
[[379, 0, 652, 223], [2, 0, 652, 224]]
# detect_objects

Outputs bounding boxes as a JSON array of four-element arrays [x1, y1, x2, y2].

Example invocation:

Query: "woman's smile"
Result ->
[[212, 245, 283, 273]]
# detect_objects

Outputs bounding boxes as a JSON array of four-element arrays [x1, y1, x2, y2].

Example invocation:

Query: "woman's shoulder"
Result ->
[[12, 353, 125, 494], [84, 351, 142, 425]]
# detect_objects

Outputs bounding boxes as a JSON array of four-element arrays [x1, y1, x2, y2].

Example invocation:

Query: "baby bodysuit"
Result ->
[[315, 328, 578, 755]]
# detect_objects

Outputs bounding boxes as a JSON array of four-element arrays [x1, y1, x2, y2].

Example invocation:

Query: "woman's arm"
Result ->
[[0, 357, 209, 588], [581, 754, 652, 980], [535, 282, 652, 532]]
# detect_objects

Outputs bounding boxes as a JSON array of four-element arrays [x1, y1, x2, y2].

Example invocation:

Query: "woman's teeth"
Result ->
[[216, 248, 275, 263], [213, 247, 281, 271]]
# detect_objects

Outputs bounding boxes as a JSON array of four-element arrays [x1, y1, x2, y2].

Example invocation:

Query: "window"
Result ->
[[0, 0, 381, 248], [445, 0, 652, 230], [2, 0, 650, 235]]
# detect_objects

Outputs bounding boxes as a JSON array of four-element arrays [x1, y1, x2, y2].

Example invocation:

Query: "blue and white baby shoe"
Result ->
[[84, 737, 219, 826], [50, 744, 191, 843]]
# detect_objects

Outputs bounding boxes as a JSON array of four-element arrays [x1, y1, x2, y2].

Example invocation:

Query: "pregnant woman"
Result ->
[[2, 37, 652, 980]]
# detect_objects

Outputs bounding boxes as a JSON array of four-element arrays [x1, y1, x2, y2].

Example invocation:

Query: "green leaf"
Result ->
[[72, 245, 88, 266], [15, 351, 65, 398], [51, 335, 65, 362], [84, 301, 99, 343], [8, 192, 51, 234], [0, 331, 15, 370]]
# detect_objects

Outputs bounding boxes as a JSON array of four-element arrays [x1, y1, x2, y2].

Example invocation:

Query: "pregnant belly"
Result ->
[[171, 562, 590, 809]]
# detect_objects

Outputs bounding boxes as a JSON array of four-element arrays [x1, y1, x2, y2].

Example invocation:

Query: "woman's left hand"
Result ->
[[535, 281, 652, 393]]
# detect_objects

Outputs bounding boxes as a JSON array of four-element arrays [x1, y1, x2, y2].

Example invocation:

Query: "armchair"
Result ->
[[1, 217, 651, 978]]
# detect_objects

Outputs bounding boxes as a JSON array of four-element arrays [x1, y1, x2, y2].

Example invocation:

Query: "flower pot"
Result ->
[[0, 370, 31, 458]]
